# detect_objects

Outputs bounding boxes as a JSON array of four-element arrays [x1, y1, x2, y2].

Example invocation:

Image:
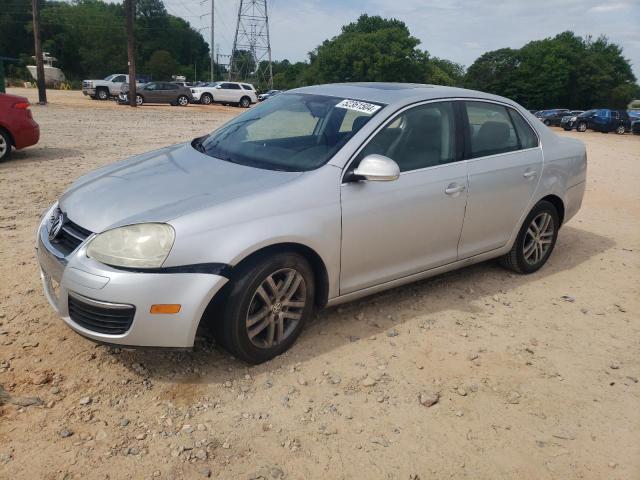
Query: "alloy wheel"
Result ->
[[136, 95, 143, 106], [615, 125, 625, 135], [577, 123, 587, 132], [178, 96, 189, 106], [0, 134, 7, 158], [523, 212, 555, 265], [246, 268, 306, 349], [202, 94, 212, 105]]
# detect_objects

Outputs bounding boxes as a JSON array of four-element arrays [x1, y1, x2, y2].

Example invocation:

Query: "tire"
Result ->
[[499, 200, 559, 274], [239, 96, 251, 108], [177, 95, 189, 107], [135, 94, 143, 106], [615, 125, 625, 135], [217, 252, 315, 364], [96, 88, 109, 100], [0, 129, 12, 162], [201, 93, 213, 105], [576, 122, 587, 132], [543, 119, 551, 126]]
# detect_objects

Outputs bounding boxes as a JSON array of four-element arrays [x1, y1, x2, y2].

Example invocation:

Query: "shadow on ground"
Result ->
[[109, 224, 614, 389]]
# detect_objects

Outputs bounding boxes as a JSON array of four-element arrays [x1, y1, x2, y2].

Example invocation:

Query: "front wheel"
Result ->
[[200, 93, 213, 105], [177, 95, 189, 106], [576, 122, 587, 132], [500, 200, 559, 274], [96, 88, 109, 100], [543, 119, 551, 126], [217, 252, 315, 364]]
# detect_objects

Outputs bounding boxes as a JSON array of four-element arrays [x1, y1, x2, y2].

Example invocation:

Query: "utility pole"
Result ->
[[210, 0, 214, 82], [124, 0, 136, 107], [31, 0, 46, 105]]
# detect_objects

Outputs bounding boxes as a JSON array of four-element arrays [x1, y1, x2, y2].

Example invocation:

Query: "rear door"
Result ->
[[457, 101, 542, 258]]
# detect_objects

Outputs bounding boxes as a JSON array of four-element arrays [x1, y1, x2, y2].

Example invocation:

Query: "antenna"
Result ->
[[229, 0, 273, 89]]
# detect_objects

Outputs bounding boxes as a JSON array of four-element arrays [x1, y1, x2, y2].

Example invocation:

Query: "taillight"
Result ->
[[13, 102, 30, 110]]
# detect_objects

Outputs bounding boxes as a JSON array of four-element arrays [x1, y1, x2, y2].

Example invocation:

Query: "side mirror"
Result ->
[[353, 154, 400, 182]]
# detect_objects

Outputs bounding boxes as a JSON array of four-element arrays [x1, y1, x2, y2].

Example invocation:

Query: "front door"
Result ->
[[340, 101, 468, 294], [457, 101, 543, 258]]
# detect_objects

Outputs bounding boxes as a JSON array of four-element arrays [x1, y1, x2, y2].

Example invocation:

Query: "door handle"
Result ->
[[523, 170, 537, 179], [445, 183, 466, 195]]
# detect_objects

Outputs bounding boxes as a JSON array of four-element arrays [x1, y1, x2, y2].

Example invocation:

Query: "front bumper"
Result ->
[[36, 207, 228, 348], [82, 88, 96, 96]]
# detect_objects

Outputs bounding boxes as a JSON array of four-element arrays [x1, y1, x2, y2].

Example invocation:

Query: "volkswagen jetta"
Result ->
[[37, 83, 587, 363]]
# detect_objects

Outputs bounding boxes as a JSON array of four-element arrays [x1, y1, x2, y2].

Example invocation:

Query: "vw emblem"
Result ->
[[48, 210, 65, 241]]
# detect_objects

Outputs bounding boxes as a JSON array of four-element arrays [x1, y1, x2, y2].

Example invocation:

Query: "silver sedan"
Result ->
[[36, 83, 587, 363]]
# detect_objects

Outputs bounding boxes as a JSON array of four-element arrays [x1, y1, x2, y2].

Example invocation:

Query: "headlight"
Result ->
[[86, 223, 175, 268], [571, 116, 577, 121]]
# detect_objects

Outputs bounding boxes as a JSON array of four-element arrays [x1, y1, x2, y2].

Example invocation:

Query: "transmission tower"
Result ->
[[229, 0, 273, 89]]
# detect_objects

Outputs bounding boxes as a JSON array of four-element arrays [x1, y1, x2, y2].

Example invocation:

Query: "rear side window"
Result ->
[[464, 102, 519, 158], [241, 84, 254, 90], [508, 109, 539, 149]]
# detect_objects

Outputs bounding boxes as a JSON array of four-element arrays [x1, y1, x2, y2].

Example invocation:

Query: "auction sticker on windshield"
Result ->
[[335, 99, 382, 114]]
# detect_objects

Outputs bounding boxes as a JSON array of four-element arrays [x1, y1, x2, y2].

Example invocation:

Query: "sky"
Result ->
[[163, 0, 640, 80]]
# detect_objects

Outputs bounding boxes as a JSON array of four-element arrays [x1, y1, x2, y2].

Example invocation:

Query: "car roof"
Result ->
[[287, 82, 521, 108]]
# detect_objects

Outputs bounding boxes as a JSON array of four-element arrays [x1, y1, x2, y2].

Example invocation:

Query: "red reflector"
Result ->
[[13, 102, 30, 110]]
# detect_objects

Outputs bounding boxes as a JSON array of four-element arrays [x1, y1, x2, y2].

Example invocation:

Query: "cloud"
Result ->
[[588, 3, 629, 13]]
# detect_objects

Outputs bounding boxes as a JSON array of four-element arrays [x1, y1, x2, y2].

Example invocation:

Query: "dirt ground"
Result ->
[[1, 88, 639, 480]]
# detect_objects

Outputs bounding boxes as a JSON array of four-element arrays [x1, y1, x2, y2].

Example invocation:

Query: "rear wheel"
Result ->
[[500, 200, 559, 274], [217, 252, 315, 364], [576, 122, 587, 132], [615, 125, 625, 135], [0, 129, 11, 162], [177, 95, 189, 106], [135, 94, 143, 106], [201, 93, 213, 105], [239, 96, 251, 108]]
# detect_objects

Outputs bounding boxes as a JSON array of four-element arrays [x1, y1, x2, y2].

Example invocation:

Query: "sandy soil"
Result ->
[[1, 88, 639, 480]]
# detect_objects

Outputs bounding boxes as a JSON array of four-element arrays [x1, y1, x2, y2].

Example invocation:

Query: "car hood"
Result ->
[[59, 143, 302, 233]]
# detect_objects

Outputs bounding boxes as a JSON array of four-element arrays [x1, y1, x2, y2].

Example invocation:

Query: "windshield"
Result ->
[[195, 93, 385, 171]]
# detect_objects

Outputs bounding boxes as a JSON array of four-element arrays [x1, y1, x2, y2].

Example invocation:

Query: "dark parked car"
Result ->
[[536, 109, 570, 126], [258, 89, 283, 101], [631, 119, 640, 135], [559, 110, 585, 130], [118, 82, 193, 106], [573, 109, 631, 134], [0, 93, 40, 161]]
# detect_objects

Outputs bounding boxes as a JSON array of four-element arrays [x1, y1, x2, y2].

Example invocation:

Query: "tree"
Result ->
[[305, 14, 428, 84], [144, 50, 178, 80], [464, 32, 638, 109]]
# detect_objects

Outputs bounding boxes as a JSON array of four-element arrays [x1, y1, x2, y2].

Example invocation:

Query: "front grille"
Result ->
[[68, 294, 135, 335], [51, 214, 92, 256]]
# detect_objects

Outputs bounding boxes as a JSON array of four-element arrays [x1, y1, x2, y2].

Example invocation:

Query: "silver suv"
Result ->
[[37, 83, 587, 363]]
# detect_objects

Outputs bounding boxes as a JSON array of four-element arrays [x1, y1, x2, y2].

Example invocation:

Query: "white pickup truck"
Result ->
[[82, 74, 146, 100]]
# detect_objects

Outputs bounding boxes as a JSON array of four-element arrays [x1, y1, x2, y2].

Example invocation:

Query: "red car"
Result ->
[[0, 93, 40, 161]]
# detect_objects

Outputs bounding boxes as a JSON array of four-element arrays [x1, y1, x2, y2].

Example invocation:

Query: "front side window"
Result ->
[[112, 75, 126, 83], [196, 93, 384, 171], [464, 102, 519, 158], [355, 101, 457, 172]]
